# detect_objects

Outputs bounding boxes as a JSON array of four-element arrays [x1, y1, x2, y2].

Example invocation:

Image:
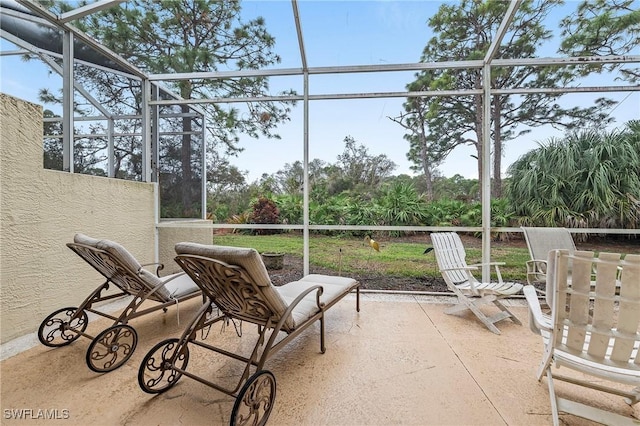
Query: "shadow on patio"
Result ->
[[1, 293, 636, 425]]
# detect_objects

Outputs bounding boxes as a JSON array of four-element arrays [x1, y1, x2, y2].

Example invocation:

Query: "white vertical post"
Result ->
[[141, 79, 151, 182], [480, 0, 519, 282], [62, 31, 74, 173], [303, 73, 310, 276], [150, 84, 159, 183], [481, 65, 492, 283], [107, 117, 114, 177], [201, 114, 207, 220]]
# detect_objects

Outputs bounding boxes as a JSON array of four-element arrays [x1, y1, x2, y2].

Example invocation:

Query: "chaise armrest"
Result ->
[[442, 262, 504, 272], [441, 266, 479, 271], [272, 284, 325, 335], [139, 262, 165, 276]]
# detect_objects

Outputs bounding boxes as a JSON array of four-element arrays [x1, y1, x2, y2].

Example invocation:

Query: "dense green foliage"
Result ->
[[210, 122, 638, 238], [506, 121, 640, 230]]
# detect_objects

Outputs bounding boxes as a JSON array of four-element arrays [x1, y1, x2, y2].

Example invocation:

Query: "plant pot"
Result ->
[[261, 252, 284, 270]]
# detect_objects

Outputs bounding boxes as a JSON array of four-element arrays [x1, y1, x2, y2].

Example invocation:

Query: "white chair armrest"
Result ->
[[524, 285, 551, 335], [525, 259, 547, 285], [468, 262, 505, 267], [441, 265, 478, 272], [468, 262, 505, 284]]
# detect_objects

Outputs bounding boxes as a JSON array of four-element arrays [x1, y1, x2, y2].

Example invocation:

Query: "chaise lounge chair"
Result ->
[[38, 233, 203, 373], [430, 232, 522, 335], [137, 243, 360, 425], [523, 249, 640, 425]]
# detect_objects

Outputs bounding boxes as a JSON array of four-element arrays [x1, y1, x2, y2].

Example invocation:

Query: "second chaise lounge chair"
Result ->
[[137, 243, 360, 425]]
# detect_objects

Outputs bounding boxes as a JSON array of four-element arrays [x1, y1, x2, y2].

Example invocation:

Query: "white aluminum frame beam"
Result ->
[[58, 0, 125, 24], [147, 55, 638, 83], [38, 53, 113, 118], [141, 79, 152, 182], [480, 0, 521, 282], [148, 83, 636, 108], [201, 120, 207, 220], [291, 0, 311, 275]]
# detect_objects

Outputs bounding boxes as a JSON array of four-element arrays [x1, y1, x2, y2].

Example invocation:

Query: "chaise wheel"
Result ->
[[230, 370, 276, 426], [86, 324, 137, 373], [138, 338, 189, 394], [38, 307, 88, 347]]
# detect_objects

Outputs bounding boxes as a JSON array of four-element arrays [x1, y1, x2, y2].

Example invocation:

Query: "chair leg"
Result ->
[[492, 300, 522, 325], [444, 297, 502, 335], [625, 387, 640, 405], [319, 314, 326, 354], [546, 369, 560, 426], [546, 369, 639, 426]]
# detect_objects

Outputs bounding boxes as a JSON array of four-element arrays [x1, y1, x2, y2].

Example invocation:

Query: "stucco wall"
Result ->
[[0, 93, 156, 344], [158, 221, 213, 275]]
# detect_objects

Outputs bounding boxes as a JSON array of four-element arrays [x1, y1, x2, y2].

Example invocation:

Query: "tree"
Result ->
[[560, 0, 640, 83], [43, 0, 295, 216], [275, 161, 304, 195], [42, 109, 63, 170], [432, 174, 480, 203], [331, 136, 397, 196], [206, 154, 248, 220], [401, 0, 616, 198], [506, 121, 640, 230], [389, 81, 447, 201]]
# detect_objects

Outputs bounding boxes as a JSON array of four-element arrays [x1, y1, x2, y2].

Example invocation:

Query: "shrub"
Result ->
[[250, 196, 280, 235]]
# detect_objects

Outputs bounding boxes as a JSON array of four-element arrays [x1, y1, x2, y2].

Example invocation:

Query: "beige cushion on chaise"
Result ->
[[75, 233, 199, 301]]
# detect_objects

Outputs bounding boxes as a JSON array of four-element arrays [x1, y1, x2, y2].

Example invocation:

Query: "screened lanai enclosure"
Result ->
[[1, 0, 638, 279]]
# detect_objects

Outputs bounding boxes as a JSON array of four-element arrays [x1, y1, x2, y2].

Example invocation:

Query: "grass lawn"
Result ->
[[211, 233, 531, 282]]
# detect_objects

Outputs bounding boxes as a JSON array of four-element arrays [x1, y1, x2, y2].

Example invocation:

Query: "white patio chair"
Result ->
[[522, 227, 623, 336], [430, 232, 522, 335], [521, 227, 576, 286], [524, 249, 640, 426]]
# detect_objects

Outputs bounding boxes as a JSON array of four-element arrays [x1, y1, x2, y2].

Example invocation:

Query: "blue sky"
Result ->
[[1, 0, 638, 182]]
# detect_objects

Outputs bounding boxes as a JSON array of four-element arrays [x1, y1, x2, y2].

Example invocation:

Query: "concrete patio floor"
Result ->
[[1, 293, 637, 425]]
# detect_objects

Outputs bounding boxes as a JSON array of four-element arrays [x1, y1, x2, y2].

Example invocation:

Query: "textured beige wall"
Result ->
[[157, 221, 213, 275], [0, 93, 156, 344]]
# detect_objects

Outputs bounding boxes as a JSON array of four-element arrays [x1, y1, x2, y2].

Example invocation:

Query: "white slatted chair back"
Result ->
[[550, 249, 640, 381], [431, 232, 475, 285]]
